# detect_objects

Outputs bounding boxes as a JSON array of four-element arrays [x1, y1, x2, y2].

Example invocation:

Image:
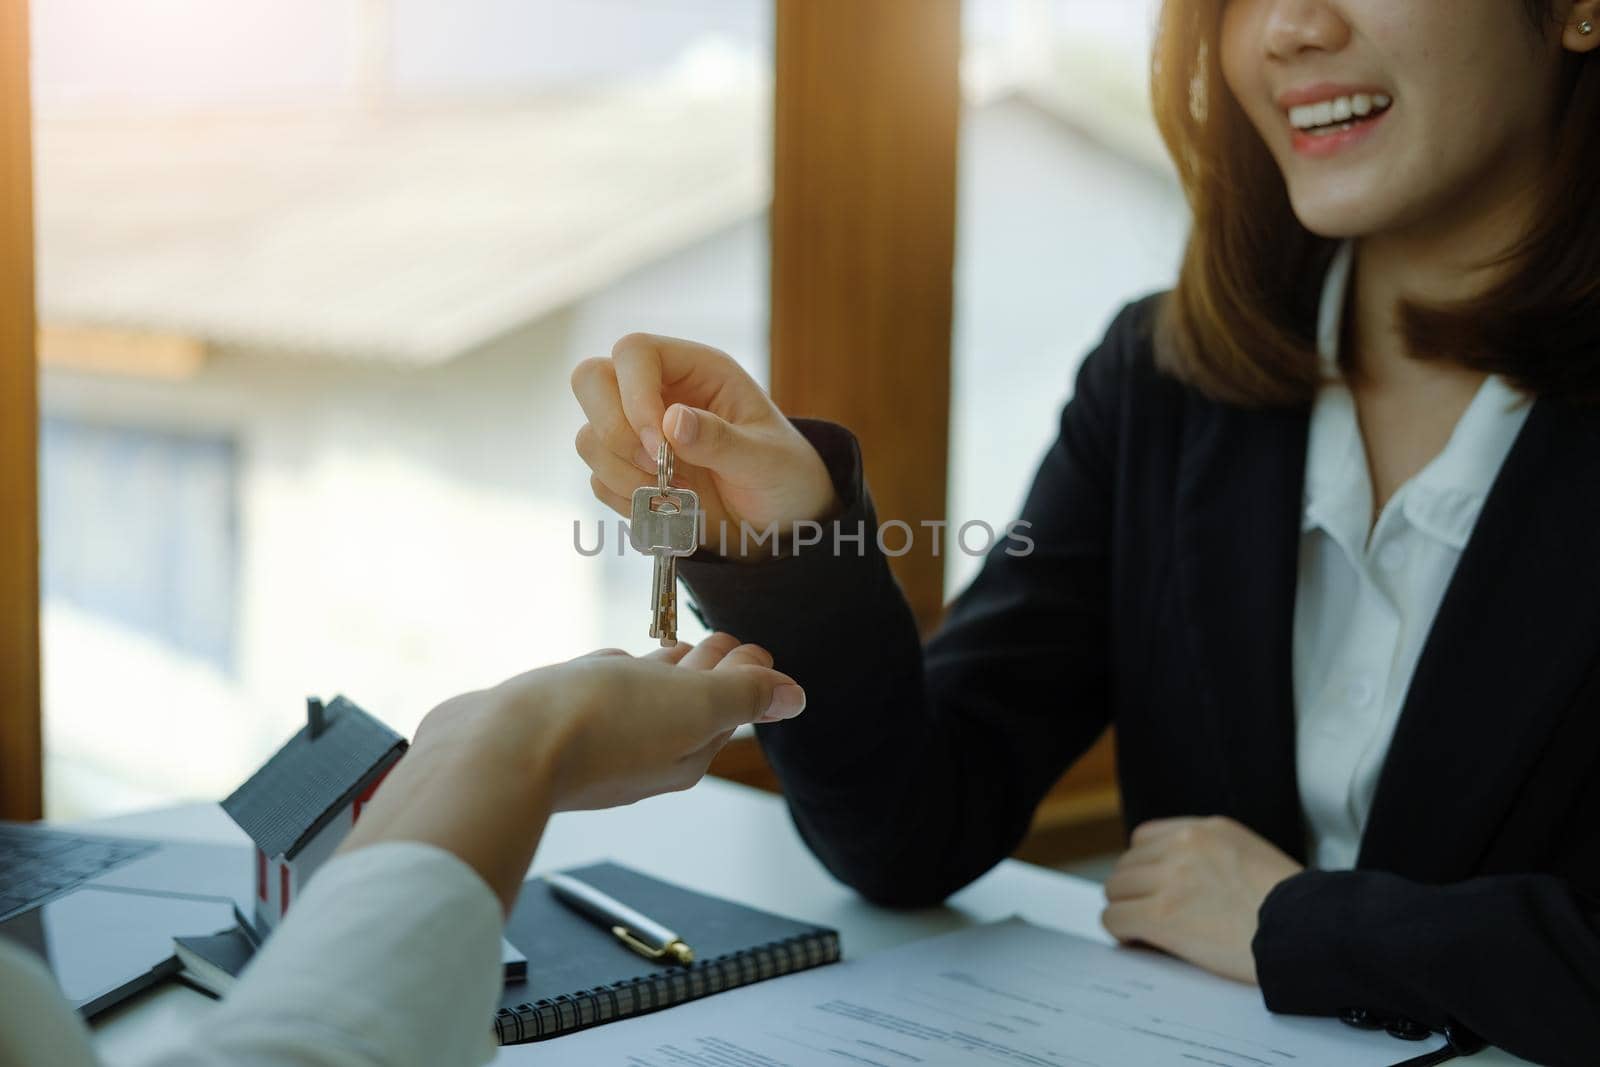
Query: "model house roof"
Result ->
[[34, 79, 769, 367], [222, 696, 406, 860]]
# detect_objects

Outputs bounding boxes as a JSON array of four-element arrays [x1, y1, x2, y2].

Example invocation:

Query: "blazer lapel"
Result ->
[[1359, 397, 1600, 879], [1175, 399, 1312, 861]]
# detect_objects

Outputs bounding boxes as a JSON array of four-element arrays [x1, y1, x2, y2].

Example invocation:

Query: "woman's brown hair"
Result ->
[[1150, 0, 1600, 407]]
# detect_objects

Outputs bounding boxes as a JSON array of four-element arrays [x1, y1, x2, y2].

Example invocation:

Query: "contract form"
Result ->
[[509, 917, 1449, 1066]]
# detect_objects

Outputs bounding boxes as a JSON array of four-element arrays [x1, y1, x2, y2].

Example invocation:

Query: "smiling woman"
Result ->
[[1153, 0, 1600, 405], [568, 1, 1600, 1064]]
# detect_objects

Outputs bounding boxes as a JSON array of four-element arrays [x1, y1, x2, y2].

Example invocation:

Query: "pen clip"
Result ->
[[611, 925, 694, 967]]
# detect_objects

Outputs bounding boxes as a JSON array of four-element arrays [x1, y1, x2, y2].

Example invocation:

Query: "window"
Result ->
[[950, 0, 1187, 593], [35, 0, 771, 817], [41, 418, 239, 671]]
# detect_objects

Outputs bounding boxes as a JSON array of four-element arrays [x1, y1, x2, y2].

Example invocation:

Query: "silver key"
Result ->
[[629, 442, 699, 645]]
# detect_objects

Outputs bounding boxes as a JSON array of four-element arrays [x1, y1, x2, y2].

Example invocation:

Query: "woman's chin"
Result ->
[[1283, 193, 1395, 242]]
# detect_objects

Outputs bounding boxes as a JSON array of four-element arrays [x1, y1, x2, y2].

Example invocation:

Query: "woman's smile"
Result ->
[[1220, 0, 1575, 241], [1279, 82, 1393, 158]]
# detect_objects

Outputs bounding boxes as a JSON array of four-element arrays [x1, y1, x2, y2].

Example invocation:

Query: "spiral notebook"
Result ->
[[495, 861, 840, 1044]]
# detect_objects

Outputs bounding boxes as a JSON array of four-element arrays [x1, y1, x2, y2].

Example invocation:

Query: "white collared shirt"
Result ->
[[1293, 241, 1533, 870], [0, 842, 503, 1067]]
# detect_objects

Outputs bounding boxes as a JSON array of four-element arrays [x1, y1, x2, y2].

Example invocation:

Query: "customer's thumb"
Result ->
[[705, 665, 806, 729]]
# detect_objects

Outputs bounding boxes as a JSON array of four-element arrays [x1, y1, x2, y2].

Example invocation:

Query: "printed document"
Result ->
[[503, 917, 1447, 1066]]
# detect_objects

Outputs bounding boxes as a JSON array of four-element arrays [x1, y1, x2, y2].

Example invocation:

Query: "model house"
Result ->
[[221, 696, 407, 934]]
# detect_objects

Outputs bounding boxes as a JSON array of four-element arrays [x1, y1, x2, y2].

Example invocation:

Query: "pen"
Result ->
[[544, 872, 696, 967]]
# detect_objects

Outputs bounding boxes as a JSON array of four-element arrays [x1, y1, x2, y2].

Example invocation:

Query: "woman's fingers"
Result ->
[[611, 334, 764, 452], [572, 357, 656, 474], [1129, 817, 1200, 847], [576, 422, 653, 502], [662, 402, 780, 483], [610, 335, 672, 456], [1100, 900, 1155, 946], [589, 475, 631, 516], [1104, 860, 1166, 902], [1112, 840, 1167, 872]]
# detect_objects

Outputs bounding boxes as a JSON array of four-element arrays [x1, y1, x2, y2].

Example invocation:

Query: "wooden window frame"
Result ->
[[767, 0, 961, 635], [709, 0, 962, 804], [1, 0, 41, 821]]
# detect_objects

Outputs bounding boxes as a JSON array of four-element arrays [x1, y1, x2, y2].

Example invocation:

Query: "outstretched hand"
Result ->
[[533, 633, 806, 811], [341, 634, 805, 911]]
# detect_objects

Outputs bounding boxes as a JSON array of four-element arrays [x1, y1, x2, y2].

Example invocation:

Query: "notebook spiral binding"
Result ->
[[493, 930, 842, 1045]]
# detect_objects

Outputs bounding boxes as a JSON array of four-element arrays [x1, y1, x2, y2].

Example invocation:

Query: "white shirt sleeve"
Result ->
[[0, 842, 504, 1067], [142, 841, 505, 1067], [0, 935, 102, 1067]]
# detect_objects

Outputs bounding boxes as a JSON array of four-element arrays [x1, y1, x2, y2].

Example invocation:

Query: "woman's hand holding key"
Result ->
[[572, 333, 839, 560]]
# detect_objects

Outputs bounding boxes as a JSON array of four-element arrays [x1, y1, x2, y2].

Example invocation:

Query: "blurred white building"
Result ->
[[37, 71, 771, 813]]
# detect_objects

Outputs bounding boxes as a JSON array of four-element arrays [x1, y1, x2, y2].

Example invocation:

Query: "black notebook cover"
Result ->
[[495, 860, 840, 1044]]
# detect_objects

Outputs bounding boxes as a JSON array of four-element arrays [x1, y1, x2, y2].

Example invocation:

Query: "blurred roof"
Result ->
[[35, 85, 769, 366]]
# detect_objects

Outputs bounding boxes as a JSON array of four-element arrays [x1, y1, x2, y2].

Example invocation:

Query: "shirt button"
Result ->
[[1377, 542, 1406, 572], [1346, 679, 1376, 708]]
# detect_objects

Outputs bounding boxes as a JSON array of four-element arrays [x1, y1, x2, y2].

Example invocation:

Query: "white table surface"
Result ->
[[78, 776, 1526, 1065]]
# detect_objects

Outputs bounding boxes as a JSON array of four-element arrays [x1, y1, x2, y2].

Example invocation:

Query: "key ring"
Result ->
[[656, 441, 672, 494]]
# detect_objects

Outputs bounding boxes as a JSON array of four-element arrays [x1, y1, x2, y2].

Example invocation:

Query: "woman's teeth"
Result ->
[[1288, 93, 1392, 135]]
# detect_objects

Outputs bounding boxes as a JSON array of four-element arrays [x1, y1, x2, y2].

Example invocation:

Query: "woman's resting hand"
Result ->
[[1101, 815, 1303, 985]]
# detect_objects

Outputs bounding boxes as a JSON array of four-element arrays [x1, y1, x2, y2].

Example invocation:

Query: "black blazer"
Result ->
[[679, 294, 1600, 1067]]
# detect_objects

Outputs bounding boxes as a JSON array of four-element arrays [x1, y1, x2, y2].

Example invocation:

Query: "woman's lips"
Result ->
[[1288, 105, 1391, 159]]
